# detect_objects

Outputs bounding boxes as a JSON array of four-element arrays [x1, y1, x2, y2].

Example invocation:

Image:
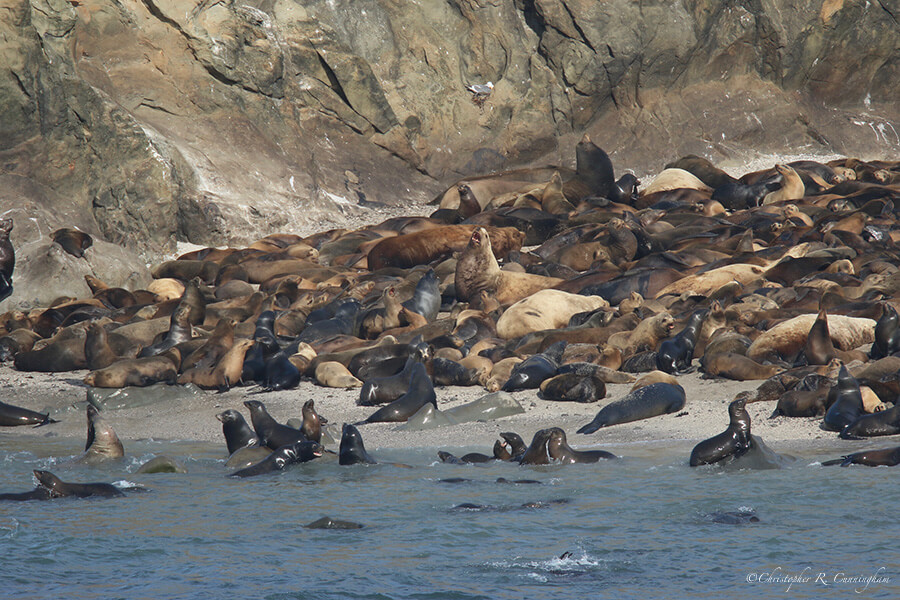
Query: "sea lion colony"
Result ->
[[3, 139, 900, 495]]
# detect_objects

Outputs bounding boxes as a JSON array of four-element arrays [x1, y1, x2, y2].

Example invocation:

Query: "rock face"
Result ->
[[1, 0, 898, 260]]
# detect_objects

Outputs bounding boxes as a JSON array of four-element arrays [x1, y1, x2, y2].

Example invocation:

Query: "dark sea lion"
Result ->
[[0, 328, 41, 362], [261, 351, 302, 391], [437, 450, 494, 464], [0, 400, 56, 427], [690, 397, 752, 466], [243, 400, 307, 450], [518, 429, 553, 465], [656, 309, 706, 374], [13, 337, 87, 372], [401, 269, 441, 322], [357, 362, 436, 424], [217, 409, 260, 455], [577, 382, 686, 434], [840, 403, 900, 440], [228, 440, 324, 478], [0, 218, 13, 302], [0, 486, 52, 501], [665, 155, 737, 189], [497, 432, 527, 461], [501, 341, 566, 392], [305, 516, 365, 530], [870, 302, 900, 359], [539, 372, 606, 403], [546, 427, 616, 462], [33, 470, 124, 498], [822, 446, 900, 467], [138, 303, 193, 358], [51, 228, 93, 258], [804, 308, 866, 365], [565, 134, 615, 201], [72, 404, 125, 465], [822, 365, 864, 432], [358, 349, 427, 406], [339, 423, 377, 465]]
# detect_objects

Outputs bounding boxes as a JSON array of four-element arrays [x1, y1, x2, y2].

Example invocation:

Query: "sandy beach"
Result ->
[[0, 365, 865, 458]]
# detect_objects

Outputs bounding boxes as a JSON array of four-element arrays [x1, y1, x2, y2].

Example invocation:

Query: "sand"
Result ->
[[0, 365, 861, 457]]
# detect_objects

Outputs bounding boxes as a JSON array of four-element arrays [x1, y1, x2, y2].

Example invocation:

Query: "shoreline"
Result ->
[[0, 366, 877, 459]]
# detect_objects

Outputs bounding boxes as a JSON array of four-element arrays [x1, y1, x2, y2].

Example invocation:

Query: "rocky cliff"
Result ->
[[1, 0, 898, 261]]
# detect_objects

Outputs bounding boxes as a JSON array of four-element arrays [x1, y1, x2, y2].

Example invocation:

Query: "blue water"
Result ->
[[0, 436, 897, 600]]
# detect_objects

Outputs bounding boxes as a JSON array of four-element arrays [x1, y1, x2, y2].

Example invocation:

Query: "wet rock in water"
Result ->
[[136, 456, 187, 474], [225, 446, 273, 470]]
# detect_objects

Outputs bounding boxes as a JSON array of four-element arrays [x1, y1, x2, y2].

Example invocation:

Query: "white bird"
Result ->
[[465, 81, 494, 97]]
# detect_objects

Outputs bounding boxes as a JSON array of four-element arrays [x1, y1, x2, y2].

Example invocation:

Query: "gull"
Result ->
[[465, 81, 494, 97]]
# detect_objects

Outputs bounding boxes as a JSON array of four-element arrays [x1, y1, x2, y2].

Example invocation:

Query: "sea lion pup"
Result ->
[[822, 365, 865, 432], [540, 171, 576, 214], [366, 224, 524, 271], [495, 290, 608, 339], [50, 227, 93, 258], [299, 399, 327, 444], [539, 371, 606, 403], [32, 470, 124, 499], [656, 309, 706, 374], [577, 382, 686, 434], [455, 227, 562, 305], [228, 440, 324, 478], [762, 164, 805, 204], [83, 348, 180, 388], [216, 409, 260, 455], [0, 218, 14, 302], [822, 446, 900, 467], [71, 404, 125, 465], [339, 423, 377, 465], [546, 427, 616, 462], [243, 400, 307, 450], [689, 397, 752, 466]]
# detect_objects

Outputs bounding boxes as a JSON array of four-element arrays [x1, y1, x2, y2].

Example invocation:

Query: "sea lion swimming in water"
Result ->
[[228, 440, 324, 478], [32, 470, 124, 498], [339, 423, 377, 465], [243, 400, 307, 450]]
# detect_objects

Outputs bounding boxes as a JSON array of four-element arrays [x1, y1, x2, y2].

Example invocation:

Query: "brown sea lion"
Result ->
[[702, 352, 783, 381], [367, 225, 524, 271], [70, 404, 125, 465], [51, 228, 93, 258], [746, 313, 875, 363], [0, 218, 14, 302], [177, 339, 254, 390], [455, 228, 562, 305], [315, 361, 363, 388], [762, 164, 805, 205], [607, 312, 675, 357], [84, 349, 180, 388]]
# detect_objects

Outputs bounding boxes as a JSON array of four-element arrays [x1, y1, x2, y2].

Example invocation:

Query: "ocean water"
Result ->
[[0, 436, 897, 600]]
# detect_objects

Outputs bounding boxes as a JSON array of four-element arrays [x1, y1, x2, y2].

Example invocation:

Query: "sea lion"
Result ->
[[501, 341, 566, 392], [178, 338, 254, 390], [84, 350, 180, 388], [31, 470, 124, 498], [607, 312, 675, 357], [13, 337, 87, 372], [762, 164, 805, 204], [358, 349, 427, 406], [822, 366, 864, 432], [455, 227, 562, 305], [216, 409, 260, 455], [305, 517, 365, 530], [0, 400, 55, 427], [656, 309, 705, 374], [300, 399, 327, 444], [804, 309, 868, 365], [640, 168, 713, 195], [339, 423, 377, 465], [577, 382, 686, 434], [357, 362, 436, 424], [367, 225, 524, 271], [746, 313, 875, 363], [51, 228, 93, 258], [822, 446, 900, 467], [401, 269, 441, 322], [315, 361, 363, 388], [71, 404, 125, 465], [243, 400, 307, 450], [495, 290, 608, 339], [665, 155, 737, 189], [870, 302, 900, 359], [518, 429, 553, 465], [229, 440, 324, 478], [496, 431, 527, 461], [702, 352, 783, 381], [0, 218, 13, 302], [839, 403, 900, 440], [138, 303, 194, 358], [84, 322, 121, 370], [539, 372, 606, 403], [546, 427, 616, 462], [689, 397, 752, 466]]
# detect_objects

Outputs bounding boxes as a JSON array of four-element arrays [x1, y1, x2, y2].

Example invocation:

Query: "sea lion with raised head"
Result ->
[[0, 218, 13, 302], [822, 365, 864, 432], [216, 409, 260, 455], [357, 362, 436, 424], [243, 400, 307, 450], [656, 309, 706, 374], [339, 423, 377, 465], [546, 427, 616, 462], [690, 397, 752, 466], [71, 404, 125, 465]]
